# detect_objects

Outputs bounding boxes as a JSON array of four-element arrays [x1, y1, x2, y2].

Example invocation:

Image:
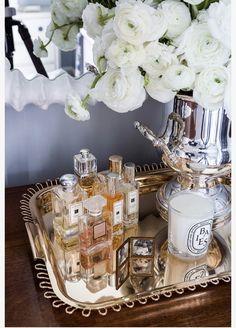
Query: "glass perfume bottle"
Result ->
[[121, 163, 139, 229], [100, 155, 123, 180], [79, 195, 112, 292], [54, 239, 81, 282], [104, 173, 124, 252], [52, 174, 87, 248], [74, 149, 106, 197]]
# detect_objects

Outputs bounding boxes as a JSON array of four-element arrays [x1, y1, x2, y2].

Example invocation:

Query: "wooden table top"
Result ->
[[5, 185, 231, 327]]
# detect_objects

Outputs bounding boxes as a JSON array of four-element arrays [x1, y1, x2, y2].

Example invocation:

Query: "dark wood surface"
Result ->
[[5, 185, 231, 327]]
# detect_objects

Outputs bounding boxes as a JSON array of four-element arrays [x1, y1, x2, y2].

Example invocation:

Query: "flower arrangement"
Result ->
[[34, 0, 231, 121]]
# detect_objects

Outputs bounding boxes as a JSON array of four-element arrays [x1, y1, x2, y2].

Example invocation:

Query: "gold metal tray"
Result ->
[[21, 164, 231, 316]]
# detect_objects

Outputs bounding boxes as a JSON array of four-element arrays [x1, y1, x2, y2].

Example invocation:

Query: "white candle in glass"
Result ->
[[168, 191, 214, 260]]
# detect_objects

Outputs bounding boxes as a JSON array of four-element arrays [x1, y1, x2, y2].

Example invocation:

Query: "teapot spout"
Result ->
[[134, 121, 171, 156]]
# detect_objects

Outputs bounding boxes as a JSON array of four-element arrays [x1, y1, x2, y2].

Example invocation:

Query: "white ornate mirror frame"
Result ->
[[5, 58, 94, 112]]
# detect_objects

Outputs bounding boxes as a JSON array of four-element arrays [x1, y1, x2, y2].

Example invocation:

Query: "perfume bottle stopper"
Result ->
[[60, 174, 78, 191]]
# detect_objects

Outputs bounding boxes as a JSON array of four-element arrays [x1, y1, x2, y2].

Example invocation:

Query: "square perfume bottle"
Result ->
[[79, 195, 112, 292], [74, 149, 106, 197], [104, 173, 124, 253], [52, 174, 87, 248], [121, 163, 139, 228], [54, 239, 81, 282]]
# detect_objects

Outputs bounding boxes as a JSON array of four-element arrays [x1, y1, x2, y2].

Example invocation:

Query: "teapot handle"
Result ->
[[134, 121, 171, 156], [134, 121, 159, 147], [162, 112, 185, 146]]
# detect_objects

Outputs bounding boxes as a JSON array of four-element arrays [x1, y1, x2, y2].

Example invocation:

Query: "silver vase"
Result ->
[[135, 94, 231, 229]]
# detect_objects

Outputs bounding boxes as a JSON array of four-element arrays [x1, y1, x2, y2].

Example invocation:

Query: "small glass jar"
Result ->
[[168, 191, 214, 260]]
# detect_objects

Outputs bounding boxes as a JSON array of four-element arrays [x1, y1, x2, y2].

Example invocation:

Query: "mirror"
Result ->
[[6, 0, 94, 79]]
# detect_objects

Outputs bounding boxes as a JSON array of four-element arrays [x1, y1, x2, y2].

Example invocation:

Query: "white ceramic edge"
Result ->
[[5, 58, 96, 112]]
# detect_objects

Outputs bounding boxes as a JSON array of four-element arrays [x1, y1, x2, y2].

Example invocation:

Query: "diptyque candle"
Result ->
[[168, 191, 214, 260]]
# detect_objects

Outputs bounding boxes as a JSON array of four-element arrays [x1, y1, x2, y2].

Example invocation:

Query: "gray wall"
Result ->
[[5, 97, 171, 187]]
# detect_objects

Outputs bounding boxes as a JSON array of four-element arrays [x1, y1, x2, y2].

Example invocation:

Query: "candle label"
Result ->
[[184, 264, 208, 281], [187, 219, 213, 255]]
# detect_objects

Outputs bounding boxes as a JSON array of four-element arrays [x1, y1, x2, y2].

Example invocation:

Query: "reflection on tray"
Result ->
[[29, 177, 231, 309]]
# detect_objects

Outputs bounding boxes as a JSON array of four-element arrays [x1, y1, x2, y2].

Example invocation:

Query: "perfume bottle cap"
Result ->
[[59, 174, 78, 191], [107, 172, 119, 195], [109, 155, 123, 177], [74, 149, 97, 177], [124, 162, 136, 183], [83, 195, 107, 215]]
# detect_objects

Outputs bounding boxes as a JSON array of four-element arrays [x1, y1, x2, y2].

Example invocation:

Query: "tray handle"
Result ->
[[25, 222, 44, 260]]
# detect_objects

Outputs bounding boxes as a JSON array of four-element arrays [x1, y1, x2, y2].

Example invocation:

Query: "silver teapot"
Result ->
[[135, 94, 231, 229]]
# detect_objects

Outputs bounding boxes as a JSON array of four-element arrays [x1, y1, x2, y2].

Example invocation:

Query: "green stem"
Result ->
[[43, 20, 82, 49], [203, 0, 210, 9], [43, 30, 55, 48], [81, 74, 102, 109], [64, 23, 76, 40], [191, 5, 199, 19]]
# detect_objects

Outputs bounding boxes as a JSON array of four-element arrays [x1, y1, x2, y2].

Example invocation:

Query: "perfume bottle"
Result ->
[[52, 174, 87, 248], [54, 239, 81, 282], [104, 173, 124, 252], [74, 149, 106, 197], [79, 195, 112, 292], [121, 163, 139, 228], [109, 155, 123, 179], [100, 155, 123, 180]]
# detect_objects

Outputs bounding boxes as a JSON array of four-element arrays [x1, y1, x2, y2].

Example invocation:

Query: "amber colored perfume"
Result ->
[[100, 155, 123, 180], [121, 163, 139, 228], [54, 239, 81, 282], [79, 195, 112, 292], [74, 149, 106, 197], [104, 173, 124, 253], [52, 174, 87, 248]]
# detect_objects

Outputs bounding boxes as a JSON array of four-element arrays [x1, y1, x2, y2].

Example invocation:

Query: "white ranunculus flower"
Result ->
[[193, 66, 229, 110], [65, 94, 90, 121], [178, 22, 230, 72], [33, 37, 48, 57], [113, 1, 167, 45], [56, 0, 88, 19], [106, 39, 145, 68], [93, 37, 108, 73], [82, 3, 114, 39], [51, 1, 70, 26], [93, 21, 116, 73], [52, 24, 79, 51], [183, 0, 204, 4], [90, 68, 146, 112], [163, 64, 195, 91], [46, 21, 58, 40], [141, 41, 178, 77], [160, 0, 191, 39], [197, 10, 208, 23], [145, 74, 176, 103], [206, 0, 230, 49]]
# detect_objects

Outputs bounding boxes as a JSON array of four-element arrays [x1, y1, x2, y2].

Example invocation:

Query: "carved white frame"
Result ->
[[5, 58, 94, 112]]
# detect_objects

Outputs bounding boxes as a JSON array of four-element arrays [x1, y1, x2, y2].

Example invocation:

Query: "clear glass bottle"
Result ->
[[52, 174, 87, 248], [121, 163, 139, 229], [54, 239, 81, 282], [103, 173, 124, 253], [79, 195, 112, 292], [100, 155, 123, 180], [74, 149, 106, 197]]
